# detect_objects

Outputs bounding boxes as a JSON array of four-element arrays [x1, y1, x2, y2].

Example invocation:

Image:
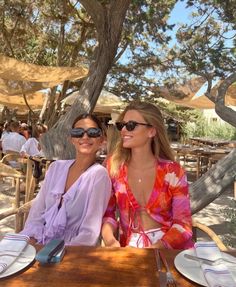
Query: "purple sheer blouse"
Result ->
[[20, 160, 111, 246]]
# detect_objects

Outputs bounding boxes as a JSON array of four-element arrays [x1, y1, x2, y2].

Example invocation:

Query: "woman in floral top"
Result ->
[[102, 101, 193, 249]]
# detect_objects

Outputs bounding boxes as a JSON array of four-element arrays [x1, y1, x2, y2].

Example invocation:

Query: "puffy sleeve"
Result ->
[[69, 167, 111, 246], [161, 163, 193, 249]]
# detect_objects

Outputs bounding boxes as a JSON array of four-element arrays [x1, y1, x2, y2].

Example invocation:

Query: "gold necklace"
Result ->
[[129, 159, 156, 184]]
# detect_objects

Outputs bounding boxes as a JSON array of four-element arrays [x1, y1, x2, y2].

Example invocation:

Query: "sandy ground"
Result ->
[[0, 177, 235, 249]]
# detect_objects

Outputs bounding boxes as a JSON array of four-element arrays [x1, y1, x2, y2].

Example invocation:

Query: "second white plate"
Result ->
[[174, 249, 236, 286]]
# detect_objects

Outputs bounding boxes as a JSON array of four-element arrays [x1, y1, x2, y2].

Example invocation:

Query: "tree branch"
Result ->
[[114, 41, 129, 63], [79, 0, 104, 34], [214, 72, 236, 127]]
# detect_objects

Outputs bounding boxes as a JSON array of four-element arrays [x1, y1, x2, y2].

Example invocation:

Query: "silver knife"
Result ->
[[154, 249, 167, 287], [184, 254, 236, 265]]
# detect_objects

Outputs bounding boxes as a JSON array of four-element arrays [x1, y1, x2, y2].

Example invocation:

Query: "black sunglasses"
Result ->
[[115, 121, 152, 131], [70, 127, 102, 138]]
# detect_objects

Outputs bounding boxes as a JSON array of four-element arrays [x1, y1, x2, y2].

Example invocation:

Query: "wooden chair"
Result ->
[[177, 151, 208, 179], [0, 157, 54, 233], [192, 219, 227, 251], [0, 162, 27, 232], [0, 162, 26, 208], [1, 152, 21, 166], [0, 200, 33, 233], [208, 153, 226, 168]]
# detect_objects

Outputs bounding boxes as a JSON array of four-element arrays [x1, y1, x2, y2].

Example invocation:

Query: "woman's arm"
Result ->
[[101, 186, 120, 247], [101, 222, 120, 247], [158, 165, 193, 249]]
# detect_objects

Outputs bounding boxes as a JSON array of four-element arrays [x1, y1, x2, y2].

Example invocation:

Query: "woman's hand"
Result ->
[[103, 237, 120, 247], [29, 237, 37, 245], [101, 222, 120, 247]]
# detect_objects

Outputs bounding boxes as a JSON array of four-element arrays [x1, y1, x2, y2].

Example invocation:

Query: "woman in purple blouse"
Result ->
[[20, 113, 111, 246]]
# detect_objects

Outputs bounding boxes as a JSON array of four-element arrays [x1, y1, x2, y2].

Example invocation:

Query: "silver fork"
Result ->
[[159, 250, 176, 287]]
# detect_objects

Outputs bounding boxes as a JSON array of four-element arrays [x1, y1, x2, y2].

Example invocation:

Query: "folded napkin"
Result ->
[[195, 241, 236, 287], [0, 233, 29, 274]]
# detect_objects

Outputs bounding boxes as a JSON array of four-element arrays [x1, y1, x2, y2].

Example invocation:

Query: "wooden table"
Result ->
[[189, 137, 230, 147], [1, 246, 235, 287]]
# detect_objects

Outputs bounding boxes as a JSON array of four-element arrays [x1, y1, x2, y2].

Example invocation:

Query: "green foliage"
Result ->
[[1, 0, 236, 131], [107, 0, 176, 100], [183, 117, 236, 140], [0, 0, 96, 65]]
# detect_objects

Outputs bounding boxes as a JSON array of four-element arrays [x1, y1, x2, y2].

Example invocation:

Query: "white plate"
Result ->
[[0, 244, 36, 278], [174, 249, 236, 286]]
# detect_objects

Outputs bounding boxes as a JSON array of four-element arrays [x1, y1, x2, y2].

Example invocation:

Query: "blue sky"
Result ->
[[168, 1, 192, 25], [167, 1, 195, 47]]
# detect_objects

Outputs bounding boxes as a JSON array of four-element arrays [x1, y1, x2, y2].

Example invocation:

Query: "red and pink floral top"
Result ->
[[103, 157, 194, 249]]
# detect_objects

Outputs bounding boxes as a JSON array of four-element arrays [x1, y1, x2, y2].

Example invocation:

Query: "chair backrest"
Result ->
[[1, 153, 22, 169], [0, 200, 33, 233], [0, 161, 24, 178], [192, 219, 227, 251]]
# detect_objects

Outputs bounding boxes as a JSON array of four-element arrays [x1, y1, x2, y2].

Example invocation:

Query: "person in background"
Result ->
[[102, 101, 193, 249], [20, 124, 47, 157], [0, 122, 4, 138], [0, 122, 9, 153], [0, 122, 11, 145], [1, 121, 26, 154], [19, 122, 31, 139], [20, 113, 111, 246]]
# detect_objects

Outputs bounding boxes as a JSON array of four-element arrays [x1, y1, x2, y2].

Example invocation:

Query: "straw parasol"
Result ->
[[0, 54, 88, 96], [161, 78, 236, 109], [62, 89, 124, 114], [0, 54, 88, 114]]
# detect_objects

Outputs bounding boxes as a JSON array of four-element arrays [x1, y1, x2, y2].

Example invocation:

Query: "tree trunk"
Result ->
[[190, 149, 236, 214], [203, 72, 236, 128], [41, 0, 131, 159], [215, 73, 236, 128]]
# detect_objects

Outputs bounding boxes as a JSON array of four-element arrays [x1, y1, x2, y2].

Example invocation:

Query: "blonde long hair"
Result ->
[[109, 101, 175, 177]]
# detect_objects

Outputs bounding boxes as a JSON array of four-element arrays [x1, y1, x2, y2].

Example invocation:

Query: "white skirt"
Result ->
[[128, 228, 164, 248]]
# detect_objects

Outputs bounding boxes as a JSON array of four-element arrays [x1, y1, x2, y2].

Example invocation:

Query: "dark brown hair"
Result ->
[[72, 113, 105, 135]]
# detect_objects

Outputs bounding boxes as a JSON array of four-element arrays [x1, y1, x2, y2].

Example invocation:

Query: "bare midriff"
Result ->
[[132, 209, 162, 231]]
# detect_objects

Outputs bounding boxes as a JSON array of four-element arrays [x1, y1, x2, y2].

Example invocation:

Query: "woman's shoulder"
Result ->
[[89, 162, 109, 175], [158, 158, 183, 171]]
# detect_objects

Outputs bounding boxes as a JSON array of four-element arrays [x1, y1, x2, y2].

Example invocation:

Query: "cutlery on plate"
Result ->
[[159, 250, 176, 287], [184, 254, 236, 266], [154, 249, 167, 287], [0, 253, 28, 259]]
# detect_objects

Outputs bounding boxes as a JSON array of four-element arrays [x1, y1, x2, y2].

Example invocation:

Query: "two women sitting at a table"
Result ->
[[102, 101, 193, 249], [20, 113, 111, 246]]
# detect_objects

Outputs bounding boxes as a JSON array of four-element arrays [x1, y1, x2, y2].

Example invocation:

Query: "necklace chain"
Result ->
[[129, 160, 156, 184]]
